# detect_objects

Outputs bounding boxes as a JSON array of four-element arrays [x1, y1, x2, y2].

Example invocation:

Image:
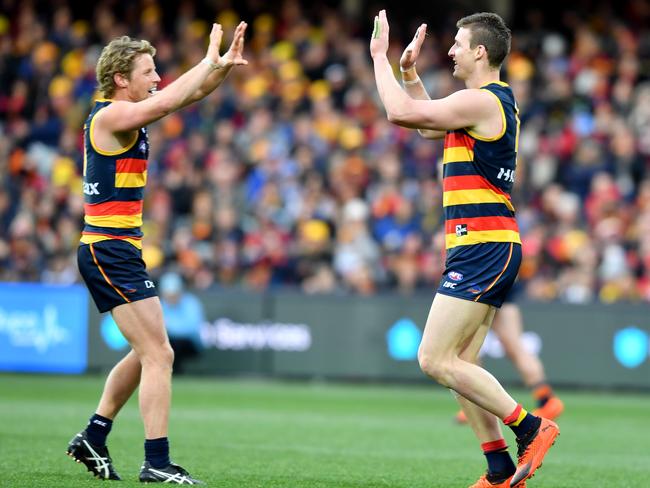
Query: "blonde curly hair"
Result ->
[[96, 36, 156, 98]]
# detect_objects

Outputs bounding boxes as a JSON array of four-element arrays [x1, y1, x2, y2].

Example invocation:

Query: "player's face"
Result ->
[[448, 27, 475, 79], [125, 54, 161, 102]]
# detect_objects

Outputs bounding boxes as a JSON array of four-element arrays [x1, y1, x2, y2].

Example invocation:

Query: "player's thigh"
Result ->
[[112, 296, 170, 356], [420, 293, 493, 359]]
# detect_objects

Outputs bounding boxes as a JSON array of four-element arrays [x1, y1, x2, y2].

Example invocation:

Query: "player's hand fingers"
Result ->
[[415, 23, 427, 47], [233, 23, 249, 65], [236, 22, 248, 48], [412, 27, 420, 42], [379, 10, 389, 35], [210, 23, 223, 45]]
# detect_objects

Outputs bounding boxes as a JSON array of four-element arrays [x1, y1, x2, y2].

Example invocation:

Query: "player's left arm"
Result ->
[[189, 21, 248, 103], [382, 89, 496, 131], [370, 10, 495, 133]]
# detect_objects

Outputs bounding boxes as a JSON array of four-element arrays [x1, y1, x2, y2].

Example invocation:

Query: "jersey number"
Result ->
[[497, 167, 515, 183]]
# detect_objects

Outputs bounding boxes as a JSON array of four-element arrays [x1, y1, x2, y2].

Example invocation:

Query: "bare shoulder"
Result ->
[[95, 100, 135, 124], [93, 97, 162, 134], [445, 88, 499, 114], [90, 101, 140, 151], [94, 100, 133, 126], [446, 89, 504, 138]]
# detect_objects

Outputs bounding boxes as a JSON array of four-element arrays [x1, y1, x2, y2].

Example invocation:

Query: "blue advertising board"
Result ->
[[0, 283, 88, 373]]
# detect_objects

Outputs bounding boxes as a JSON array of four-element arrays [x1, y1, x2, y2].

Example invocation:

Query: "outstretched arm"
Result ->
[[190, 21, 248, 103], [370, 10, 492, 133], [399, 24, 445, 140], [97, 22, 247, 133]]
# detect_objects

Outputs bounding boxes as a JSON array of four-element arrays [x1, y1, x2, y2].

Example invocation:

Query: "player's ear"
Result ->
[[114, 72, 129, 89], [475, 44, 487, 61]]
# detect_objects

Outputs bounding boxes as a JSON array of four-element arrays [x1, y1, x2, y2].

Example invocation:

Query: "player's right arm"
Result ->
[[96, 23, 234, 133], [399, 24, 445, 140], [371, 11, 498, 136]]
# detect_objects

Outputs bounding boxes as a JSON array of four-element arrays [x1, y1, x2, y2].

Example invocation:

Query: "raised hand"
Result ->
[[400, 23, 427, 71], [220, 21, 249, 68], [370, 10, 390, 59], [205, 23, 224, 66]]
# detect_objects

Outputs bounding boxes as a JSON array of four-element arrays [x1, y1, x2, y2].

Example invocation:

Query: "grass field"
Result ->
[[0, 374, 647, 487]]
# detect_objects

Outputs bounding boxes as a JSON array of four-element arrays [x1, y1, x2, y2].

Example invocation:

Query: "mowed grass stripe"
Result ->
[[1, 374, 648, 487]]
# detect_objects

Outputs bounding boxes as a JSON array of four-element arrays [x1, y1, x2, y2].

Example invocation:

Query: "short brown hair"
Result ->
[[96, 36, 156, 98], [456, 13, 511, 68]]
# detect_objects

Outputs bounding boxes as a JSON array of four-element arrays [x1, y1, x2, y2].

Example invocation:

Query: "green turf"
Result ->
[[0, 374, 647, 487]]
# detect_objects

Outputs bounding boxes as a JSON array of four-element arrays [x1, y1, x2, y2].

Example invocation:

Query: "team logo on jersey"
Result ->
[[455, 224, 468, 237], [448, 271, 463, 282], [138, 140, 148, 154]]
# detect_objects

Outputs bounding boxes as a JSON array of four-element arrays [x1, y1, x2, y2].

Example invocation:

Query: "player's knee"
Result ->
[[161, 343, 174, 368], [141, 343, 174, 370], [418, 351, 452, 386]]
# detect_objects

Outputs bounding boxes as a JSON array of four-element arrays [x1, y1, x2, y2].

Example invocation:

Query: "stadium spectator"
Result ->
[[159, 271, 205, 374], [1, 0, 650, 305]]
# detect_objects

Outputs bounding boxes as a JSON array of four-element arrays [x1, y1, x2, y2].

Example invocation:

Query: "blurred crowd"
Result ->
[[2, 0, 650, 303]]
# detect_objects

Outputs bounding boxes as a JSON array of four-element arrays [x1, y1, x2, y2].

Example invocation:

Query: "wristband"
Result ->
[[403, 76, 421, 85], [400, 63, 416, 73], [201, 57, 221, 70]]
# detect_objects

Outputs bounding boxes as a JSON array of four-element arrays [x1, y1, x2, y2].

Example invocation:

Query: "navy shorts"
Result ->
[[78, 240, 157, 313], [502, 279, 525, 304], [437, 242, 521, 308]]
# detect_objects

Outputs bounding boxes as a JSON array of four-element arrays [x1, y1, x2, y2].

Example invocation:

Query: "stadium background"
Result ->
[[2, 0, 650, 383], [2, 0, 650, 303], [1, 1, 650, 487], [1, 0, 650, 375]]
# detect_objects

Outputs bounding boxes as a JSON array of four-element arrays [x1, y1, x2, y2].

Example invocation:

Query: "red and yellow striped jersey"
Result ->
[[442, 82, 521, 254], [80, 100, 149, 249]]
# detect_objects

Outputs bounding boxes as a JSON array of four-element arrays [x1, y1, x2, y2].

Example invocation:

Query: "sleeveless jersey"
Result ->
[[442, 81, 521, 257], [80, 99, 149, 249]]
